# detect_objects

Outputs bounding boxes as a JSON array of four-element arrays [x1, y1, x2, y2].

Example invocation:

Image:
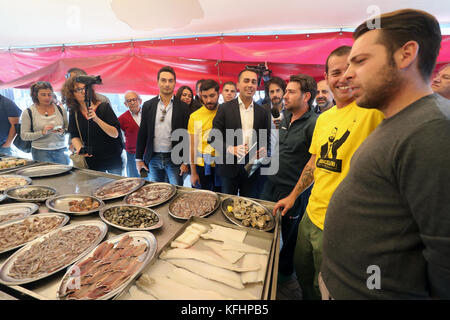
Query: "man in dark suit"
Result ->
[[210, 68, 271, 198], [135, 66, 190, 185]]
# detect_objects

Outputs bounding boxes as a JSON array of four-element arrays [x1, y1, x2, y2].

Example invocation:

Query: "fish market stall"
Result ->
[[0, 159, 281, 300]]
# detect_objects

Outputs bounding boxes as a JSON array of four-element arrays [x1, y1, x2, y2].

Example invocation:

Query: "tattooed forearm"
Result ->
[[295, 165, 314, 194]]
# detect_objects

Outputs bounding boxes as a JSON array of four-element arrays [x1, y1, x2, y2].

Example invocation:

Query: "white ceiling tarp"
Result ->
[[1, 0, 449, 49]]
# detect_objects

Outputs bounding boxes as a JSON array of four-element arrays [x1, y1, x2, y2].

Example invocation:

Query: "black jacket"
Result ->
[[136, 96, 190, 164], [210, 98, 271, 178]]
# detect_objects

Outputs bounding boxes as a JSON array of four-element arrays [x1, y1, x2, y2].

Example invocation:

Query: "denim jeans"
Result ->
[[148, 152, 182, 186], [31, 147, 69, 165], [126, 151, 140, 178], [0, 146, 12, 156]]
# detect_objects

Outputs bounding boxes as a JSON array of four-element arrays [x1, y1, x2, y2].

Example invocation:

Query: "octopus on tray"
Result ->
[[59, 235, 147, 300], [170, 192, 217, 219], [69, 198, 100, 212], [126, 184, 174, 206]]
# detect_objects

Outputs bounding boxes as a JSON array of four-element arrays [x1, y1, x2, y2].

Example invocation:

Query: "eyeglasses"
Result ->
[[126, 98, 139, 104], [74, 87, 86, 93], [160, 108, 167, 122]]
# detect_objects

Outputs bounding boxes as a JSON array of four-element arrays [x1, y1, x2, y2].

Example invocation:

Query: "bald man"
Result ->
[[314, 80, 334, 114], [118, 91, 143, 177], [431, 64, 450, 99]]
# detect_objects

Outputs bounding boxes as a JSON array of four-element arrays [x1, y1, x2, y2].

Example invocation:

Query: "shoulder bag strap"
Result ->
[[75, 111, 84, 143]]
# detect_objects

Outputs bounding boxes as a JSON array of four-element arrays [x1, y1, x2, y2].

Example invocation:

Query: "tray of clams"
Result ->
[[4, 185, 57, 202], [99, 205, 163, 231], [221, 196, 275, 232]]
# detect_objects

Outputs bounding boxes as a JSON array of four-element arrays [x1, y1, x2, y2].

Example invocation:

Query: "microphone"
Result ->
[[271, 107, 280, 119]]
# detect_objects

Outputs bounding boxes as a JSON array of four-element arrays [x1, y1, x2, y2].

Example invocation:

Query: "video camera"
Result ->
[[75, 75, 102, 85], [245, 64, 272, 87]]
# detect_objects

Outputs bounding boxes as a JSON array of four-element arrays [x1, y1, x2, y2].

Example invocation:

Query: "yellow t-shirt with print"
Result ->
[[306, 101, 384, 230], [187, 106, 218, 167]]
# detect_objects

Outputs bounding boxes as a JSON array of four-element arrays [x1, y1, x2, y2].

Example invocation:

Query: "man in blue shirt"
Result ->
[[0, 94, 22, 156]]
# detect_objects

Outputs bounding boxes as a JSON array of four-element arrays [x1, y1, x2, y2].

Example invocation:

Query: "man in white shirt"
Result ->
[[210, 68, 271, 197], [135, 66, 190, 185]]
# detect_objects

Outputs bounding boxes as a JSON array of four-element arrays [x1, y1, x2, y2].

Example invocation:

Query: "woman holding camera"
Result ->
[[61, 77, 123, 174], [20, 81, 69, 164]]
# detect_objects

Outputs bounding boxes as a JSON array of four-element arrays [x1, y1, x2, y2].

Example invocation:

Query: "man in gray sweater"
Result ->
[[320, 9, 450, 299]]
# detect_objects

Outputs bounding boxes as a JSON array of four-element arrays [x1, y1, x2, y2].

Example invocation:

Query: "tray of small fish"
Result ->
[[221, 197, 275, 232], [57, 231, 157, 300], [15, 164, 72, 178], [5, 185, 58, 202], [0, 220, 107, 286], [0, 175, 32, 192], [124, 182, 176, 207], [46, 194, 105, 216], [0, 157, 35, 173], [0, 212, 69, 255], [99, 205, 163, 231], [0, 203, 39, 225], [168, 190, 220, 220], [93, 178, 145, 201]]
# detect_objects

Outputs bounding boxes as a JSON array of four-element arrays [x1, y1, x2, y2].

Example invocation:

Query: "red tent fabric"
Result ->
[[1, 32, 449, 95]]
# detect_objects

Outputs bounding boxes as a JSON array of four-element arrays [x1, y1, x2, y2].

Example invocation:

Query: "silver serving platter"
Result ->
[[93, 178, 146, 201], [0, 174, 32, 192], [15, 164, 72, 178], [5, 185, 58, 203], [57, 231, 157, 300], [221, 197, 275, 232], [99, 204, 163, 231], [0, 212, 70, 255], [0, 203, 39, 225], [45, 194, 105, 216], [0, 220, 107, 286], [123, 182, 176, 207], [168, 190, 220, 220]]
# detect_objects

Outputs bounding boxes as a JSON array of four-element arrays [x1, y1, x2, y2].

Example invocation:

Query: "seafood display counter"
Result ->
[[0, 165, 281, 300]]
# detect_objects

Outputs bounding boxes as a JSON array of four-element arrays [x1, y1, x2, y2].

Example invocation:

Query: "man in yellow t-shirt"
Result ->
[[273, 46, 384, 299], [188, 79, 221, 191]]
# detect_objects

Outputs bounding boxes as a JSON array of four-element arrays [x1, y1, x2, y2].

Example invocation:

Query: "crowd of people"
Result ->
[[0, 8, 449, 300]]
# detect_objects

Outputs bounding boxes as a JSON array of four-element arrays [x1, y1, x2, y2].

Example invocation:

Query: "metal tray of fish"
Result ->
[[221, 197, 275, 232], [14, 164, 73, 178], [45, 194, 105, 216], [168, 190, 220, 220], [5, 185, 58, 202], [57, 231, 157, 300], [0, 174, 32, 192], [0, 220, 107, 286], [0, 212, 70, 255], [124, 182, 177, 207], [99, 204, 163, 231], [0, 203, 39, 225], [0, 158, 35, 173], [92, 178, 146, 201]]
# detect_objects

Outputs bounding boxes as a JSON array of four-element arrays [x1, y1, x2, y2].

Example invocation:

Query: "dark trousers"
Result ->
[[193, 165, 221, 192], [220, 166, 260, 199], [261, 179, 313, 276]]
